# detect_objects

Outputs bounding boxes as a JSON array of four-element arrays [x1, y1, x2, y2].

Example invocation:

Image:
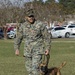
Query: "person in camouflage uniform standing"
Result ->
[[14, 9, 51, 75]]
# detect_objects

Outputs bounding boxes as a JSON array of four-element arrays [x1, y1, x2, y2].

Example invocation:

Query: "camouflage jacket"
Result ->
[[14, 20, 51, 56]]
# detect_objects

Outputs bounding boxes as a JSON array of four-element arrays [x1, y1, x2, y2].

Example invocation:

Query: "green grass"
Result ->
[[0, 38, 75, 75]]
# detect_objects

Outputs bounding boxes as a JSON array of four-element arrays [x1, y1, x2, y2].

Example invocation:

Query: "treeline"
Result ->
[[0, 0, 75, 26]]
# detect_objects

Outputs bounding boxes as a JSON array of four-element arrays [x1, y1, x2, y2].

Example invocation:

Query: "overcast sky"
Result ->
[[10, 0, 58, 3], [43, 0, 59, 2]]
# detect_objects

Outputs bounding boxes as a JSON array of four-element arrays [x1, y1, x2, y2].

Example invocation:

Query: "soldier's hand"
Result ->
[[15, 49, 19, 56], [45, 50, 49, 55]]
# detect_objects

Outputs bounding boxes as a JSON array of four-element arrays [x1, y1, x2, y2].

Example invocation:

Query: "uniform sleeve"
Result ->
[[41, 23, 51, 51], [14, 24, 23, 50]]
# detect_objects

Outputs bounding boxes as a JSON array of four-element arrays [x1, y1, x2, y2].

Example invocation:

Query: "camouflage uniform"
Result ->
[[14, 10, 51, 75]]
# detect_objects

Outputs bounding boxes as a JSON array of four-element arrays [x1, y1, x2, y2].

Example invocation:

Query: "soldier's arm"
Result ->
[[14, 24, 23, 50], [41, 23, 51, 55]]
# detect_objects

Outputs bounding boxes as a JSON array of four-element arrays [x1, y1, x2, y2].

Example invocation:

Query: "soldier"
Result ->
[[14, 9, 51, 75]]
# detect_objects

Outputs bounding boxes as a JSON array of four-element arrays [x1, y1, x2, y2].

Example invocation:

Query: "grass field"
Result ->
[[0, 38, 75, 75]]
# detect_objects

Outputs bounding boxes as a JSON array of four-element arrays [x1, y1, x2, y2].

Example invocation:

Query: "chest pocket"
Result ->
[[23, 25, 42, 39]]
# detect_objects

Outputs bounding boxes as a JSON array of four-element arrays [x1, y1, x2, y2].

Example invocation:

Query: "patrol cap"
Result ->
[[26, 9, 34, 17]]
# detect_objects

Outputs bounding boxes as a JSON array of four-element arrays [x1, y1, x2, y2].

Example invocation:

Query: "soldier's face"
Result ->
[[26, 15, 35, 23]]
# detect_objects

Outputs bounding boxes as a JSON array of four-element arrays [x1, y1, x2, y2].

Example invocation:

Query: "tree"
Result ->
[[59, 0, 75, 14]]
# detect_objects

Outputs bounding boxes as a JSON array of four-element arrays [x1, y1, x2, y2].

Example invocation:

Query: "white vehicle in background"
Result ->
[[50, 26, 71, 38], [62, 24, 75, 35], [7, 29, 16, 39]]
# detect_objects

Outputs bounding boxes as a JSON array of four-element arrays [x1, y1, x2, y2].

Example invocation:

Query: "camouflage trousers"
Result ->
[[25, 54, 42, 75]]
